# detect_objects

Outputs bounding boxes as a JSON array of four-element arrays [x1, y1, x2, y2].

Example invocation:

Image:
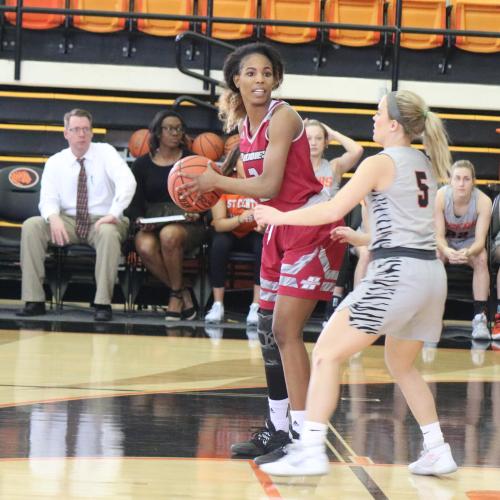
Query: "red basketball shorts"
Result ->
[[259, 221, 346, 310]]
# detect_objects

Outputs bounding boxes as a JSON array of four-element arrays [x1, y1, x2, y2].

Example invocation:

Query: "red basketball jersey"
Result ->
[[240, 100, 323, 211]]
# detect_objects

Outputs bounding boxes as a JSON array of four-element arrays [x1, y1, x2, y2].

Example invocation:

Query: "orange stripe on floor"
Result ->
[[250, 460, 283, 498], [351, 456, 374, 465], [466, 492, 500, 499]]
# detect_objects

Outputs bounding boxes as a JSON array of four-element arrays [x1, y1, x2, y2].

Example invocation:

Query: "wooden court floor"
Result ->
[[0, 316, 498, 499]]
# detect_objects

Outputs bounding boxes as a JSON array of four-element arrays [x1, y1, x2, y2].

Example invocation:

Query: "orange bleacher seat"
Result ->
[[135, 0, 193, 37], [453, 0, 500, 53], [263, 0, 321, 44], [5, 0, 65, 30], [388, 0, 447, 50], [325, 0, 384, 47], [71, 0, 128, 33], [198, 0, 257, 40]]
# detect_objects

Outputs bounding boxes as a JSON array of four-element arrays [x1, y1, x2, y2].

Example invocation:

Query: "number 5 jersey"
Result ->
[[368, 146, 438, 251]]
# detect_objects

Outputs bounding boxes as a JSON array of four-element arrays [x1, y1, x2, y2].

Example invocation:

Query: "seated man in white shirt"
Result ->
[[17, 108, 137, 321]]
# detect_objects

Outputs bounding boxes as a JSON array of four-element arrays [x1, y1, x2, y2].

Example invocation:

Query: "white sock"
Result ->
[[420, 421, 445, 449], [290, 410, 306, 436], [268, 397, 289, 432], [301, 420, 327, 447]]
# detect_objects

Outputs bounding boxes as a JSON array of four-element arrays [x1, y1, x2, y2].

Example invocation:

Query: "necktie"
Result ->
[[76, 158, 91, 240]]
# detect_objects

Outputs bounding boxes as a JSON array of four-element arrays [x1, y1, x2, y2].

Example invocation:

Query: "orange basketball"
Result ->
[[128, 129, 150, 158], [224, 133, 240, 157], [192, 132, 224, 161], [167, 155, 221, 213]]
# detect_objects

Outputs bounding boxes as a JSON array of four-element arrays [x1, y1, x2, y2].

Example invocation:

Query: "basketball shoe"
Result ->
[[408, 443, 457, 475], [205, 302, 224, 323], [472, 313, 490, 340], [259, 442, 329, 476], [246, 302, 259, 325], [254, 428, 298, 465], [231, 418, 290, 457], [492, 313, 500, 340]]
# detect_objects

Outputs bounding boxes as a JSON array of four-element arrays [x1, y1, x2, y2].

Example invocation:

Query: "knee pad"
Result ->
[[257, 309, 282, 368]]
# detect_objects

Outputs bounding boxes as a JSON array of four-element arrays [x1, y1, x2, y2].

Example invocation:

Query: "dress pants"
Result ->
[[20, 214, 129, 305]]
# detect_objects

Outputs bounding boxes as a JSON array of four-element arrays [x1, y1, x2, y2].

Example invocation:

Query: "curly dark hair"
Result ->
[[223, 42, 284, 92], [148, 110, 187, 153]]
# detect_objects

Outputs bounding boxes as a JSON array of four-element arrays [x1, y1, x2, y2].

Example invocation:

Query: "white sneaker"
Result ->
[[408, 442, 457, 475], [205, 302, 224, 323], [259, 443, 329, 476], [472, 313, 490, 340], [246, 302, 259, 325]]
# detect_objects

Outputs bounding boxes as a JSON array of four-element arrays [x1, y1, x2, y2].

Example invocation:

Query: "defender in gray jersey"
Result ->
[[255, 90, 458, 477], [338, 145, 445, 342], [436, 160, 492, 340]]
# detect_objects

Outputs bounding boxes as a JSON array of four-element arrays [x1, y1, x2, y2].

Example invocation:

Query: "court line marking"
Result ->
[[250, 461, 283, 499], [328, 422, 358, 460], [325, 438, 345, 463]]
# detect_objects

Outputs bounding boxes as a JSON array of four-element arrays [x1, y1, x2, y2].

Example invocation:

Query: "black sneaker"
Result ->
[[254, 428, 299, 465], [231, 418, 290, 457]]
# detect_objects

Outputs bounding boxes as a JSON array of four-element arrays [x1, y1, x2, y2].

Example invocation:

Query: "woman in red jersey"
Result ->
[[179, 43, 345, 464]]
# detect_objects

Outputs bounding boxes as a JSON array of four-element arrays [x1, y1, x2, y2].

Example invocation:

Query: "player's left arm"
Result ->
[[254, 154, 393, 227]]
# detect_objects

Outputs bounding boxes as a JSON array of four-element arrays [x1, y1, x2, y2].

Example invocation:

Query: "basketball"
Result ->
[[192, 132, 224, 161], [224, 133, 240, 157], [167, 155, 221, 213], [128, 128, 150, 158]]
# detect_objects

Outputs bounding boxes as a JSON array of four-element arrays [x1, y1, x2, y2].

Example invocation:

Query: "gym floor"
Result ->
[[0, 303, 498, 499]]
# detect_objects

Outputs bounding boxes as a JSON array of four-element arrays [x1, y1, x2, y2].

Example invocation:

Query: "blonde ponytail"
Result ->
[[392, 90, 451, 183], [422, 111, 452, 183], [218, 88, 246, 133]]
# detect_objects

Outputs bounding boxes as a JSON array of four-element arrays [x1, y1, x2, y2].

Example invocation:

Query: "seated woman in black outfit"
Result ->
[[127, 110, 206, 320]]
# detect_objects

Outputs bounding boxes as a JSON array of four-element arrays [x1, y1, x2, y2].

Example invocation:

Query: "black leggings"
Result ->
[[208, 231, 263, 288]]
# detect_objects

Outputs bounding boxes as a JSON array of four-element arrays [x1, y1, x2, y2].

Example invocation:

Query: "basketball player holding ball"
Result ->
[[178, 43, 346, 464]]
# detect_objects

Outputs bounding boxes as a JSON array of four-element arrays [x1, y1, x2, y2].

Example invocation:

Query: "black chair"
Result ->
[[55, 241, 131, 311], [0, 165, 58, 300], [226, 250, 257, 291]]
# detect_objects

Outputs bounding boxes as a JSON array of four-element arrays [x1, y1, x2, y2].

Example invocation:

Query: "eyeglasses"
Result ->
[[161, 126, 184, 134], [68, 127, 92, 134]]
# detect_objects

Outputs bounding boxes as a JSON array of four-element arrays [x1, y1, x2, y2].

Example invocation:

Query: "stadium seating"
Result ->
[[453, 0, 500, 53], [263, 0, 321, 44], [135, 0, 193, 37], [198, 0, 257, 40], [388, 0, 447, 50], [325, 0, 384, 47], [71, 0, 128, 33], [4, 0, 65, 30]]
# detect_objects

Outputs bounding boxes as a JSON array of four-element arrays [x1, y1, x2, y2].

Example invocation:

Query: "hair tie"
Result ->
[[423, 110, 429, 120]]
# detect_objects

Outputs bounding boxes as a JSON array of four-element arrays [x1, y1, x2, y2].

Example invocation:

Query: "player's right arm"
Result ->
[[179, 105, 300, 200]]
